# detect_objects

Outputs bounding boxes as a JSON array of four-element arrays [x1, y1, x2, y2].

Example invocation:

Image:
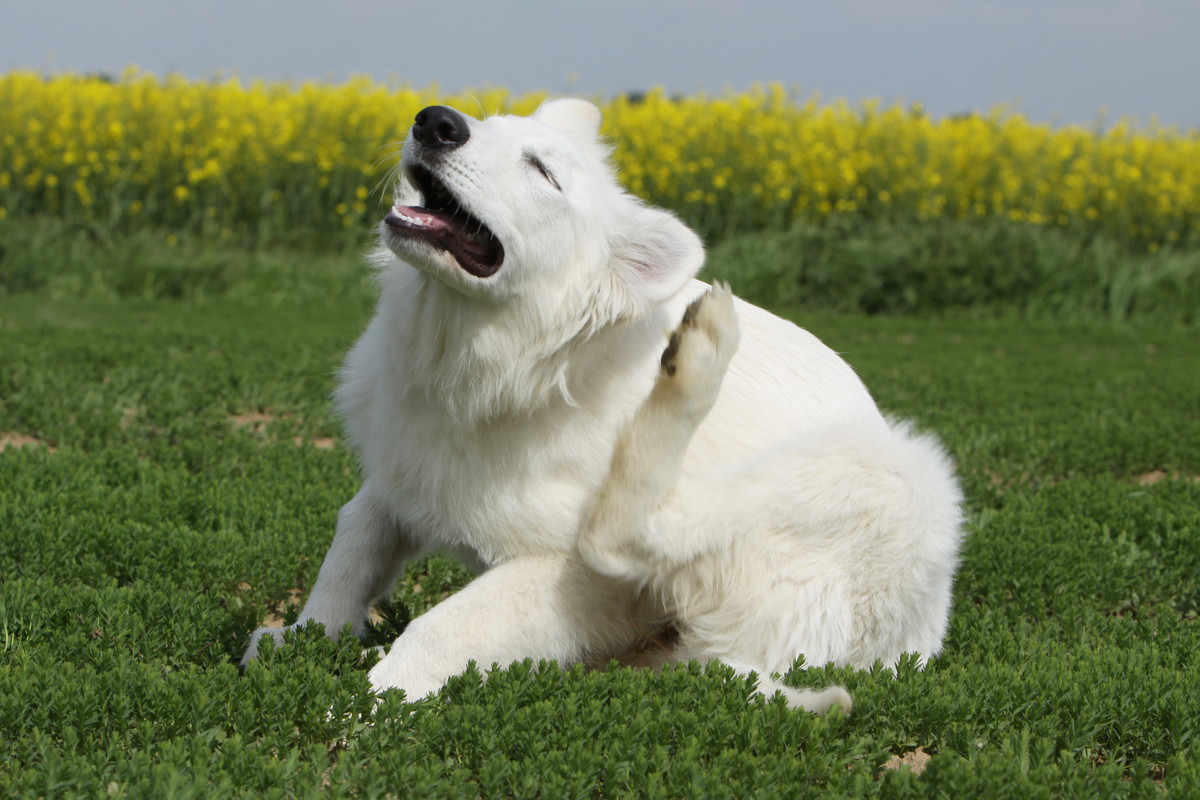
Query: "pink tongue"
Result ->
[[391, 205, 462, 233], [388, 204, 496, 265]]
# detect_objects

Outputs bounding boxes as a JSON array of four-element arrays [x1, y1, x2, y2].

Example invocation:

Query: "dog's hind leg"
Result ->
[[576, 284, 852, 715], [366, 554, 644, 700], [577, 282, 739, 583]]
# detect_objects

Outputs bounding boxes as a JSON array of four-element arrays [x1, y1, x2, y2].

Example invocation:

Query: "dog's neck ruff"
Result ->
[[384, 267, 609, 426]]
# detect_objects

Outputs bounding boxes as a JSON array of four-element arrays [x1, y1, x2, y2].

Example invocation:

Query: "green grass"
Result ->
[[1, 231, 1199, 798]]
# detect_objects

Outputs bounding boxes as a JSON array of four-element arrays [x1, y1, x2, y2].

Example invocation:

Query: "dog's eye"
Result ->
[[525, 154, 561, 191]]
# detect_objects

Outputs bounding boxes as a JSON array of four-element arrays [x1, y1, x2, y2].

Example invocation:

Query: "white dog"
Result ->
[[242, 99, 964, 713]]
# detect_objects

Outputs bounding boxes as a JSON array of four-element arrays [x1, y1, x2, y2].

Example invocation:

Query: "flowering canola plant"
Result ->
[[1, 71, 1197, 250]]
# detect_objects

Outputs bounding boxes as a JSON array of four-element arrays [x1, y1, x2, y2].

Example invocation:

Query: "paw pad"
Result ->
[[680, 294, 705, 326], [660, 331, 681, 376]]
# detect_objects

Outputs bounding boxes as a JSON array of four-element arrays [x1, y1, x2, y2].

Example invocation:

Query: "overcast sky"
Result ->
[[3, 0, 1197, 129]]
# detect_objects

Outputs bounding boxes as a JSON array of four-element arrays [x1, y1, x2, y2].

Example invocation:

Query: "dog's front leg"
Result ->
[[578, 283, 739, 582], [241, 488, 419, 664], [367, 554, 639, 699]]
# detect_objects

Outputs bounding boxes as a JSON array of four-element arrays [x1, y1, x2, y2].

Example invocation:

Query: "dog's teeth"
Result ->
[[393, 208, 428, 227]]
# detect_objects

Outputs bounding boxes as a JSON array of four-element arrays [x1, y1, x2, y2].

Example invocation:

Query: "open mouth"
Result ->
[[384, 164, 505, 278]]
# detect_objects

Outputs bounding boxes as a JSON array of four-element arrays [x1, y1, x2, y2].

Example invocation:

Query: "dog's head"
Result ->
[[380, 99, 703, 324]]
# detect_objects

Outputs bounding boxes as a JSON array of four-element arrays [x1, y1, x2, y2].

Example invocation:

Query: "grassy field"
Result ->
[[1, 231, 1198, 798]]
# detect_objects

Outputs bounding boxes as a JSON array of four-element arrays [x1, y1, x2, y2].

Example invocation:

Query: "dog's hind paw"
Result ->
[[657, 282, 740, 414]]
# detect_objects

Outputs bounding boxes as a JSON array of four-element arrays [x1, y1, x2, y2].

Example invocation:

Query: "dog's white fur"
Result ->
[[242, 99, 964, 713]]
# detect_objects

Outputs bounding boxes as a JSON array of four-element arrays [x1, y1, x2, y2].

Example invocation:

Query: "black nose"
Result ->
[[412, 105, 470, 149]]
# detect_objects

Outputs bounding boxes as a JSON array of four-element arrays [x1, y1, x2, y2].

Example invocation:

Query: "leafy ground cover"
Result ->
[[3, 215, 1198, 324], [1, 233, 1197, 798]]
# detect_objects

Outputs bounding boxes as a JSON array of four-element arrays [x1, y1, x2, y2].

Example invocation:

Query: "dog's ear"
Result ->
[[533, 98, 603, 144], [605, 205, 705, 316]]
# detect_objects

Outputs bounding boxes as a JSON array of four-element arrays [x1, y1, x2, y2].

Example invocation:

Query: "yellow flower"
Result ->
[[0, 70, 1193, 247]]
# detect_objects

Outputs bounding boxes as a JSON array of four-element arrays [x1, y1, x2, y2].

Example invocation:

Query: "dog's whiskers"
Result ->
[[465, 93, 488, 120], [372, 140, 411, 204]]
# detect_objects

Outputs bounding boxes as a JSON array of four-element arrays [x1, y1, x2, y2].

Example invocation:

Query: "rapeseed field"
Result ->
[[1, 71, 1197, 248]]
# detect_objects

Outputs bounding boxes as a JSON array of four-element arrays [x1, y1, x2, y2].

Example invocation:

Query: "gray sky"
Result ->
[[3, 0, 1197, 129]]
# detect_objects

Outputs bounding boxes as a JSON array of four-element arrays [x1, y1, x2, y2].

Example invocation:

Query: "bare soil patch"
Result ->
[[880, 745, 932, 777], [1135, 469, 1200, 486], [228, 410, 337, 450], [0, 432, 56, 453]]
